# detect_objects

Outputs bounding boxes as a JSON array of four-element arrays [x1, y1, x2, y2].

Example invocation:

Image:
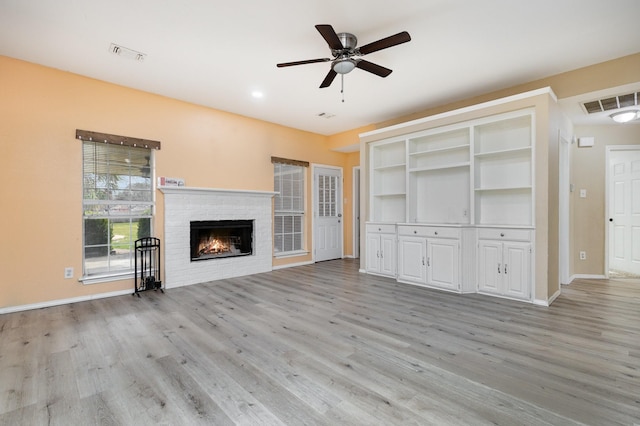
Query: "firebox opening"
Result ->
[[190, 220, 253, 261]]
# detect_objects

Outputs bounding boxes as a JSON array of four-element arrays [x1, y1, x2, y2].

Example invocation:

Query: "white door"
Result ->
[[503, 242, 530, 300], [366, 233, 381, 273], [398, 236, 426, 284], [314, 166, 343, 262], [478, 240, 502, 294], [427, 238, 458, 291], [380, 233, 397, 276], [608, 149, 640, 276]]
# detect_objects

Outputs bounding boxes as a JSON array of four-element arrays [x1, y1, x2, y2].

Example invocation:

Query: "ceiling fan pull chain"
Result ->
[[341, 74, 345, 103]]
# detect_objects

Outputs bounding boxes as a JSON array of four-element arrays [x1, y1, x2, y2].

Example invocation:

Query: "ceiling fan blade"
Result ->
[[277, 58, 331, 67], [319, 69, 337, 88], [356, 60, 392, 77], [358, 31, 411, 55], [315, 24, 344, 50]]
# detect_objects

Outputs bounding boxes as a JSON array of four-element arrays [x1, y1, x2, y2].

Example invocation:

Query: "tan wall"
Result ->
[[374, 53, 640, 132], [0, 55, 352, 309], [570, 124, 640, 276]]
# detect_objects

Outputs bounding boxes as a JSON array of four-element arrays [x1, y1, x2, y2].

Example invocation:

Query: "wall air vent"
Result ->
[[582, 92, 639, 114], [109, 43, 146, 61]]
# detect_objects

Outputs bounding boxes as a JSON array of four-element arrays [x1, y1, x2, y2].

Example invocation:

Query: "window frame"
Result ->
[[273, 162, 307, 257], [81, 140, 155, 283]]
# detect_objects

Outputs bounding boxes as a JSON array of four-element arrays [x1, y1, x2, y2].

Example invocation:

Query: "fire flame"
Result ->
[[198, 237, 231, 256]]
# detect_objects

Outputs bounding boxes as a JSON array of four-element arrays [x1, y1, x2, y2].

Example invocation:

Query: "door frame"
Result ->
[[604, 144, 640, 278], [311, 163, 344, 262], [558, 134, 571, 285], [353, 166, 361, 259]]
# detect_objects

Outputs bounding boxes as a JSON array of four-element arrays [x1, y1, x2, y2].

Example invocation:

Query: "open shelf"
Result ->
[[474, 146, 531, 159], [409, 162, 470, 173], [410, 143, 470, 156], [373, 162, 406, 171], [474, 185, 532, 192], [474, 114, 531, 155]]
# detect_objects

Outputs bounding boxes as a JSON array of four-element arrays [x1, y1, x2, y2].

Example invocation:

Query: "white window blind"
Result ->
[[82, 141, 154, 277], [273, 162, 305, 254]]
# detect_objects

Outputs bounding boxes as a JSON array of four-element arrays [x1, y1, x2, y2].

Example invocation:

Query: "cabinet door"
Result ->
[[503, 242, 530, 300], [427, 238, 459, 291], [380, 234, 397, 276], [397, 236, 427, 284], [366, 233, 381, 273], [477, 240, 502, 294]]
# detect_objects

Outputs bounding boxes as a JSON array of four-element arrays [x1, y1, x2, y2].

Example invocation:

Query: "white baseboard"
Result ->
[[0, 289, 133, 315], [358, 268, 367, 273], [569, 274, 606, 282], [272, 260, 314, 270]]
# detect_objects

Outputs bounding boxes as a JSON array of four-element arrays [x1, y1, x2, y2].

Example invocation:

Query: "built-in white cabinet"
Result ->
[[366, 223, 397, 277], [397, 225, 460, 292], [477, 228, 531, 300], [363, 88, 562, 304]]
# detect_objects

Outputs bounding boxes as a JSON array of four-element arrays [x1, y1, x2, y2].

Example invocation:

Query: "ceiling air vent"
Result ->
[[109, 43, 146, 61], [582, 92, 639, 114]]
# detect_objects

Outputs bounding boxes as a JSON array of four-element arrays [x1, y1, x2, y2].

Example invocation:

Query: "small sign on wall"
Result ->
[[578, 137, 595, 147], [158, 177, 185, 187]]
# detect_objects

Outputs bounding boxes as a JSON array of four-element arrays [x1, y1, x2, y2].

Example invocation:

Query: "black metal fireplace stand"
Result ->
[[133, 237, 163, 297]]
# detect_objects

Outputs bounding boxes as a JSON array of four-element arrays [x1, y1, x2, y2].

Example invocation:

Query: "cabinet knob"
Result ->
[[434, 231, 438, 236], [414, 230, 417, 234], [378, 228, 381, 231], [500, 233, 505, 237]]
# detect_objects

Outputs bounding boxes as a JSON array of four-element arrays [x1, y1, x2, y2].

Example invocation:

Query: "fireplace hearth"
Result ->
[[190, 220, 253, 261]]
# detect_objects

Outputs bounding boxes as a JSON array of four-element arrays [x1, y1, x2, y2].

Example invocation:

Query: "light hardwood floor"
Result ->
[[1, 259, 639, 425]]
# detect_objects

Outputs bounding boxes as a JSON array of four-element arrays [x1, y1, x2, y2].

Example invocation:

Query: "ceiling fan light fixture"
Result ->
[[610, 110, 639, 123], [333, 58, 356, 74]]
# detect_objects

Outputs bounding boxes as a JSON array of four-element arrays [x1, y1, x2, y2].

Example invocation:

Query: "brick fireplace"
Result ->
[[160, 187, 275, 288]]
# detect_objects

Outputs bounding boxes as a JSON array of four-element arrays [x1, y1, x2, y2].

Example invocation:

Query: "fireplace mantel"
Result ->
[[159, 186, 277, 198]]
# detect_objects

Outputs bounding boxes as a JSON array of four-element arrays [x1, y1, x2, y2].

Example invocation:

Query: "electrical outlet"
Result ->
[[579, 251, 587, 260], [64, 267, 74, 279], [580, 189, 587, 198]]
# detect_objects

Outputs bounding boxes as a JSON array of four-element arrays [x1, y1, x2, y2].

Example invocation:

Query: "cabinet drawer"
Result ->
[[398, 225, 460, 239], [366, 223, 396, 234], [477, 228, 531, 241]]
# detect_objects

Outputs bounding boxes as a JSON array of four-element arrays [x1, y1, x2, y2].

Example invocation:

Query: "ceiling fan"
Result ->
[[277, 24, 411, 89]]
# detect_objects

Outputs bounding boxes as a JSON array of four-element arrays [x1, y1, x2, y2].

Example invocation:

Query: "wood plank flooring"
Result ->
[[1, 259, 639, 425]]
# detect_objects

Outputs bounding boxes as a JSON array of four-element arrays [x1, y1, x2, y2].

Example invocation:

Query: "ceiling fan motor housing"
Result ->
[[335, 32, 358, 54]]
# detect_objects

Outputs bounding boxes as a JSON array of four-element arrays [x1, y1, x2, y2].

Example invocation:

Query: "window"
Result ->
[[273, 162, 305, 255], [82, 141, 154, 278]]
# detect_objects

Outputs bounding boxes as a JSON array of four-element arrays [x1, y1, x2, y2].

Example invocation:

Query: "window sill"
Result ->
[[80, 272, 135, 285], [274, 250, 309, 259]]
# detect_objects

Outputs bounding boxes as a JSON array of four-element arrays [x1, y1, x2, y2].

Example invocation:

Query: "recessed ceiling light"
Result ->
[[251, 91, 264, 99]]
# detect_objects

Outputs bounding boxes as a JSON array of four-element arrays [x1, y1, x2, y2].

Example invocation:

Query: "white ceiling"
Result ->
[[1, 0, 639, 135]]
